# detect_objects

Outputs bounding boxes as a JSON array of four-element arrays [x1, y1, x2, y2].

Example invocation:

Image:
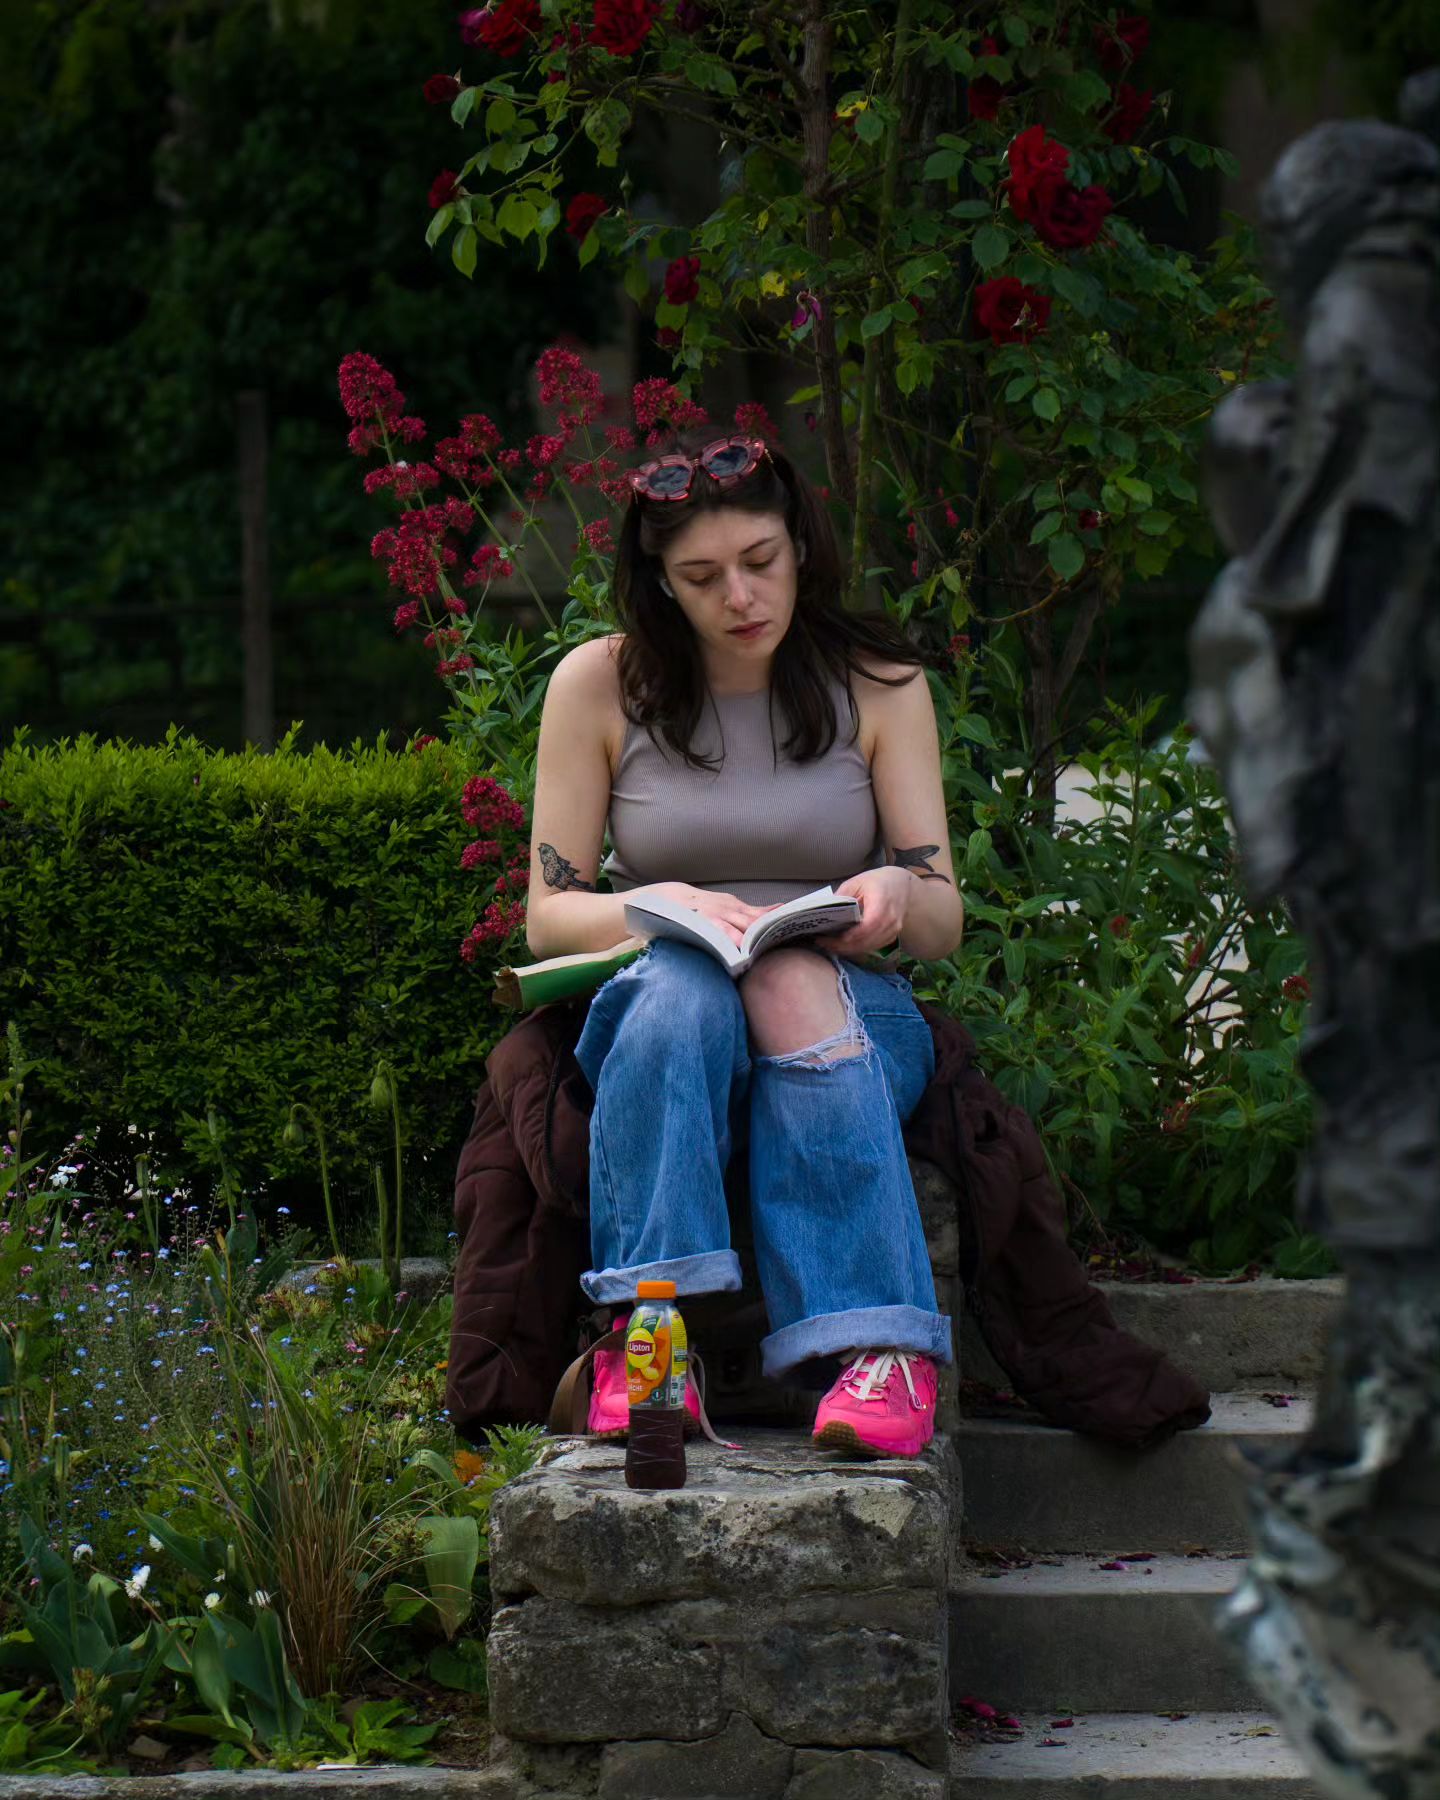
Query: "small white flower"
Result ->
[[212, 1569, 226, 1583], [204, 1592, 222, 1611], [124, 1564, 152, 1599], [72, 1542, 93, 1562], [148, 1534, 163, 1552], [251, 1589, 272, 1608]]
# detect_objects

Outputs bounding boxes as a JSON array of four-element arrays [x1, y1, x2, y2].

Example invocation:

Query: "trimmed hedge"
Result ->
[[0, 725, 507, 1225]]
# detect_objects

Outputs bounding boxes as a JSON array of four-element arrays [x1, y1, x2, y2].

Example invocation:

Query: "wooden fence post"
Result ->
[[237, 390, 274, 751]]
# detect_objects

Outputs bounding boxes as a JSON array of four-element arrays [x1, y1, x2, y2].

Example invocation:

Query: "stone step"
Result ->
[[949, 1554, 1257, 1715], [957, 1390, 1312, 1553], [961, 1277, 1342, 1395], [950, 1710, 1323, 1798]]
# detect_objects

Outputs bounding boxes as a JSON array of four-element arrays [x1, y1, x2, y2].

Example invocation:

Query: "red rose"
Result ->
[[565, 192, 608, 240], [1281, 974, 1311, 1003], [1003, 125, 1071, 222], [1031, 181, 1113, 249], [1078, 509, 1102, 531], [967, 34, 1008, 121], [663, 254, 701, 305], [460, 0, 541, 56], [974, 276, 1052, 345], [656, 326, 682, 348], [1094, 13, 1149, 70], [423, 73, 463, 104], [1102, 82, 1153, 143], [589, 0, 661, 57], [428, 170, 462, 209]]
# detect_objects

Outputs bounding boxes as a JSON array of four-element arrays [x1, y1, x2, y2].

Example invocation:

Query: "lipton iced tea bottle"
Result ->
[[624, 1279, 688, 1491]]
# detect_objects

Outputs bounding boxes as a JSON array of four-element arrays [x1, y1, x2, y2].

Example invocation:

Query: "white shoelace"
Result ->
[[838, 1348, 924, 1411]]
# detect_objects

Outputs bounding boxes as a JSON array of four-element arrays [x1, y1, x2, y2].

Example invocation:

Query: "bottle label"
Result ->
[[627, 1302, 688, 1409]]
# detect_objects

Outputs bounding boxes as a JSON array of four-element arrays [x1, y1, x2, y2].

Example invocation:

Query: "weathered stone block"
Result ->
[[595, 1714, 794, 1798], [788, 1746, 948, 1799], [486, 1598, 724, 1744], [490, 1434, 949, 1609]]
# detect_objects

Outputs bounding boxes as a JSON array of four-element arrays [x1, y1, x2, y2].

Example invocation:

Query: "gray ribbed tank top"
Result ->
[[602, 679, 882, 906]]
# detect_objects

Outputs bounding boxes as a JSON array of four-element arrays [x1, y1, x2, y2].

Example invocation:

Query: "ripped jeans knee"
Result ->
[[754, 956, 873, 1072]]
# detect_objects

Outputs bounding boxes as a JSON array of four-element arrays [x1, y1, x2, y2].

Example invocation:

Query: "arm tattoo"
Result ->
[[892, 843, 953, 885], [538, 843, 597, 893]]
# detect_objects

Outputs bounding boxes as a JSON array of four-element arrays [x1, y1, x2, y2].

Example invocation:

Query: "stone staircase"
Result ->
[[479, 1177, 1344, 1798]]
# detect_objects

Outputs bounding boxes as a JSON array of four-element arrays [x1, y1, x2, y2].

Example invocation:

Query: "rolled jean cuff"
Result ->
[[760, 1304, 954, 1380], [581, 1248, 743, 1305]]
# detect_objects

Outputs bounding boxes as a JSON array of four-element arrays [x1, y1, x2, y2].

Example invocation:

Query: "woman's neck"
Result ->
[[702, 649, 774, 696]]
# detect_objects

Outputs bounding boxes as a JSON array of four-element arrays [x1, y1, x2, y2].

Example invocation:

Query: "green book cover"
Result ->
[[492, 937, 646, 1011]]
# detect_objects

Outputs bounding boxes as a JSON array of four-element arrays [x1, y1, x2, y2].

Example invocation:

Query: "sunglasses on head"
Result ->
[[627, 434, 770, 503]]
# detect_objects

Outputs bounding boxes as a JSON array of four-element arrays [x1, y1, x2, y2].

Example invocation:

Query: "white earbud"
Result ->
[[659, 574, 675, 597]]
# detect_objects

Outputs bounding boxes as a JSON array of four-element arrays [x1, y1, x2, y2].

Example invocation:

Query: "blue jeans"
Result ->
[[574, 939, 951, 1379]]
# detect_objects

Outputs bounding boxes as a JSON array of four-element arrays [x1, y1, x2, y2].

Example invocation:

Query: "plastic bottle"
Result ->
[[624, 1279, 688, 1491]]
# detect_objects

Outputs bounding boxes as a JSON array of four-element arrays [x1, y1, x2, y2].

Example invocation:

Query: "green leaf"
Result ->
[[860, 307, 893, 339], [623, 260, 650, 304], [451, 225, 477, 278], [496, 194, 538, 240], [429, 1640, 488, 1695], [971, 224, 1010, 270], [923, 148, 966, 181], [451, 88, 477, 128], [1062, 69, 1112, 113], [1002, 12, 1029, 44], [1029, 511, 1062, 545], [1137, 509, 1175, 536], [1031, 388, 1060, 421], [854, 109, 884, 144], [1047, 533, 1084, 579], [949, 199, 993, 218], [1116, 474, 1153, 505], [577, 228, 601, 268], [952, 712, 997, 749], [424, 203, 453, 250], [419, 1516, 480, 1639], [1005, 372, 1036, 402], [485, 97, 516, 135]]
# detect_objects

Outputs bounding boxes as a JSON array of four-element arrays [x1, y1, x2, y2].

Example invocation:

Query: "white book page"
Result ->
[[741, 886, 862, 957], [621, 894, 744, 970]]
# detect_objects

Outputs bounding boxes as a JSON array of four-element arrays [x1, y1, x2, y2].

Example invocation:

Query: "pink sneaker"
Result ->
[[812, 1350, 938, 1458], [586, 1333, 703, 1439]]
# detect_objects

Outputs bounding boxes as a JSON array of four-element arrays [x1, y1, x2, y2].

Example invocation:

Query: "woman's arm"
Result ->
[[815, 664, 965, 962], [525, 640, 638, 959]]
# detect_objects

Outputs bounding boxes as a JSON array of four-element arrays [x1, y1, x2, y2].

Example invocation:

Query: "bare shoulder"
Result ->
[[851, 656, 931, 739], [551, 631, 625, 699]]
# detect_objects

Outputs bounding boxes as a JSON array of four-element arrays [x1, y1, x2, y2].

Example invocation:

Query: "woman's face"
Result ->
[[658, 507, 798, 671]]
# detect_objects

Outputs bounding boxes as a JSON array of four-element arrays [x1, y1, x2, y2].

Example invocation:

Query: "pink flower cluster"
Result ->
[[435, 414, 503, 483], [465, 543, 517, 588], [632, 377, 710, 443], [370, 497, 473, 598], [536, 345, 605, 425], [462, 776, 526, 834], [338, 352, 427, 457], [460, 896, 528, 958]]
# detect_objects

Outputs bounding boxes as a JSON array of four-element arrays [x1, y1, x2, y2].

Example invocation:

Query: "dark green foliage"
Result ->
[[0, 725, 506, 1221]]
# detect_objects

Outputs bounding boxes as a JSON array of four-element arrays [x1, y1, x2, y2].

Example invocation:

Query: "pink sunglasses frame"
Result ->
[[627, 434, 771, 503]]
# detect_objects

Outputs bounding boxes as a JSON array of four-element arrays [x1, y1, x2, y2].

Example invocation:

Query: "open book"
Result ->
[[492, 885, 861, 1011]]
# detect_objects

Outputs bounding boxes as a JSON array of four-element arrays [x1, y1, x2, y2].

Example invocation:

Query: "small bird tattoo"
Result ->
[[539, 843, 597, 892], [892, 844, 951, 883]]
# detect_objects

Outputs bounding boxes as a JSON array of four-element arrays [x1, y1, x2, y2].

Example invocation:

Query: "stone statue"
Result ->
[[1188, 71, 1440, 1800]]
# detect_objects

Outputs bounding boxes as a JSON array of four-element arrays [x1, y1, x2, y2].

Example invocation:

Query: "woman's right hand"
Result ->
[[639, 882, 772, 948]]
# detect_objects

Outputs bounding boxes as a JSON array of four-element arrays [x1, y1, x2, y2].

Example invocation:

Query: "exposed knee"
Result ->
[[741, 949, 866, 1061]]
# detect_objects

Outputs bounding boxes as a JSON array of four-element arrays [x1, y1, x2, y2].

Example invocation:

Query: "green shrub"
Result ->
[[0, 724, 513, 1222]]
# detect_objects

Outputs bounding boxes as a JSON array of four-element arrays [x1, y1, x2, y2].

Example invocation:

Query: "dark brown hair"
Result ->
[[613, 429, 926, 770]]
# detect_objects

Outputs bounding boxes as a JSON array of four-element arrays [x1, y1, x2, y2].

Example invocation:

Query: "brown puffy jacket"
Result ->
[[446, 998, 1212, 1448]]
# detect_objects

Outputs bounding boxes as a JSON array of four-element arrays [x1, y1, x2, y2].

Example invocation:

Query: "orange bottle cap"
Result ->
[[635, 1280, 677, 1298]]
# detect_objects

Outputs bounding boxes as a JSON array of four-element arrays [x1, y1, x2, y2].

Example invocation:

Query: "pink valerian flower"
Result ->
[[370, 498, 473, 598], [588, 0, 661, 58], [339, 353, 427, 456], [734, 400, 780, 441], [526, 432, 566, 468], [526, 471, 553, 502], [424, 626, 466, 649], [663, 255, 701, 305], [363, 461, 441, 500], [567, 459, 595, 485], [464, 543, 517, 587], [443, 595, 468, 616], [632, 377, 710, 433], [393, 601, 423, 633], [411, 735, 439, 752], [423, 73, 463, 104], [436, 654, 477, 676], [462, 775, 526, 832], [434, 413, 503, 483], [461, 0, 542, 56], [605, 424, 636, 452], [460, 895, 528, 959], [497, 447, 524, 472], [536, 346, 605, 422], [429, 170, 463, 210], [582, 517, 615, 556], [462, 838, 501, 869]]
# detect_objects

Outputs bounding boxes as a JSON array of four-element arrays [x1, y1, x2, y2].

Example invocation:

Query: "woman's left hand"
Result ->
[[811, 866, 912, 957]]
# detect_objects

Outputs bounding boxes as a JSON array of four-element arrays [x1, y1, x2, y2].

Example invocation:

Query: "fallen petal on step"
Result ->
[[1049, 1718, 1074, 1728], [1040, 1737, 1067, 1747], [996, 1714, 1021, 1729], [1097, 1559, 1126, 1570]]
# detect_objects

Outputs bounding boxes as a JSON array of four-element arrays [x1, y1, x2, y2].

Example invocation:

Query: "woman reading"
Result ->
[[525, 430, 965, 1458]]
